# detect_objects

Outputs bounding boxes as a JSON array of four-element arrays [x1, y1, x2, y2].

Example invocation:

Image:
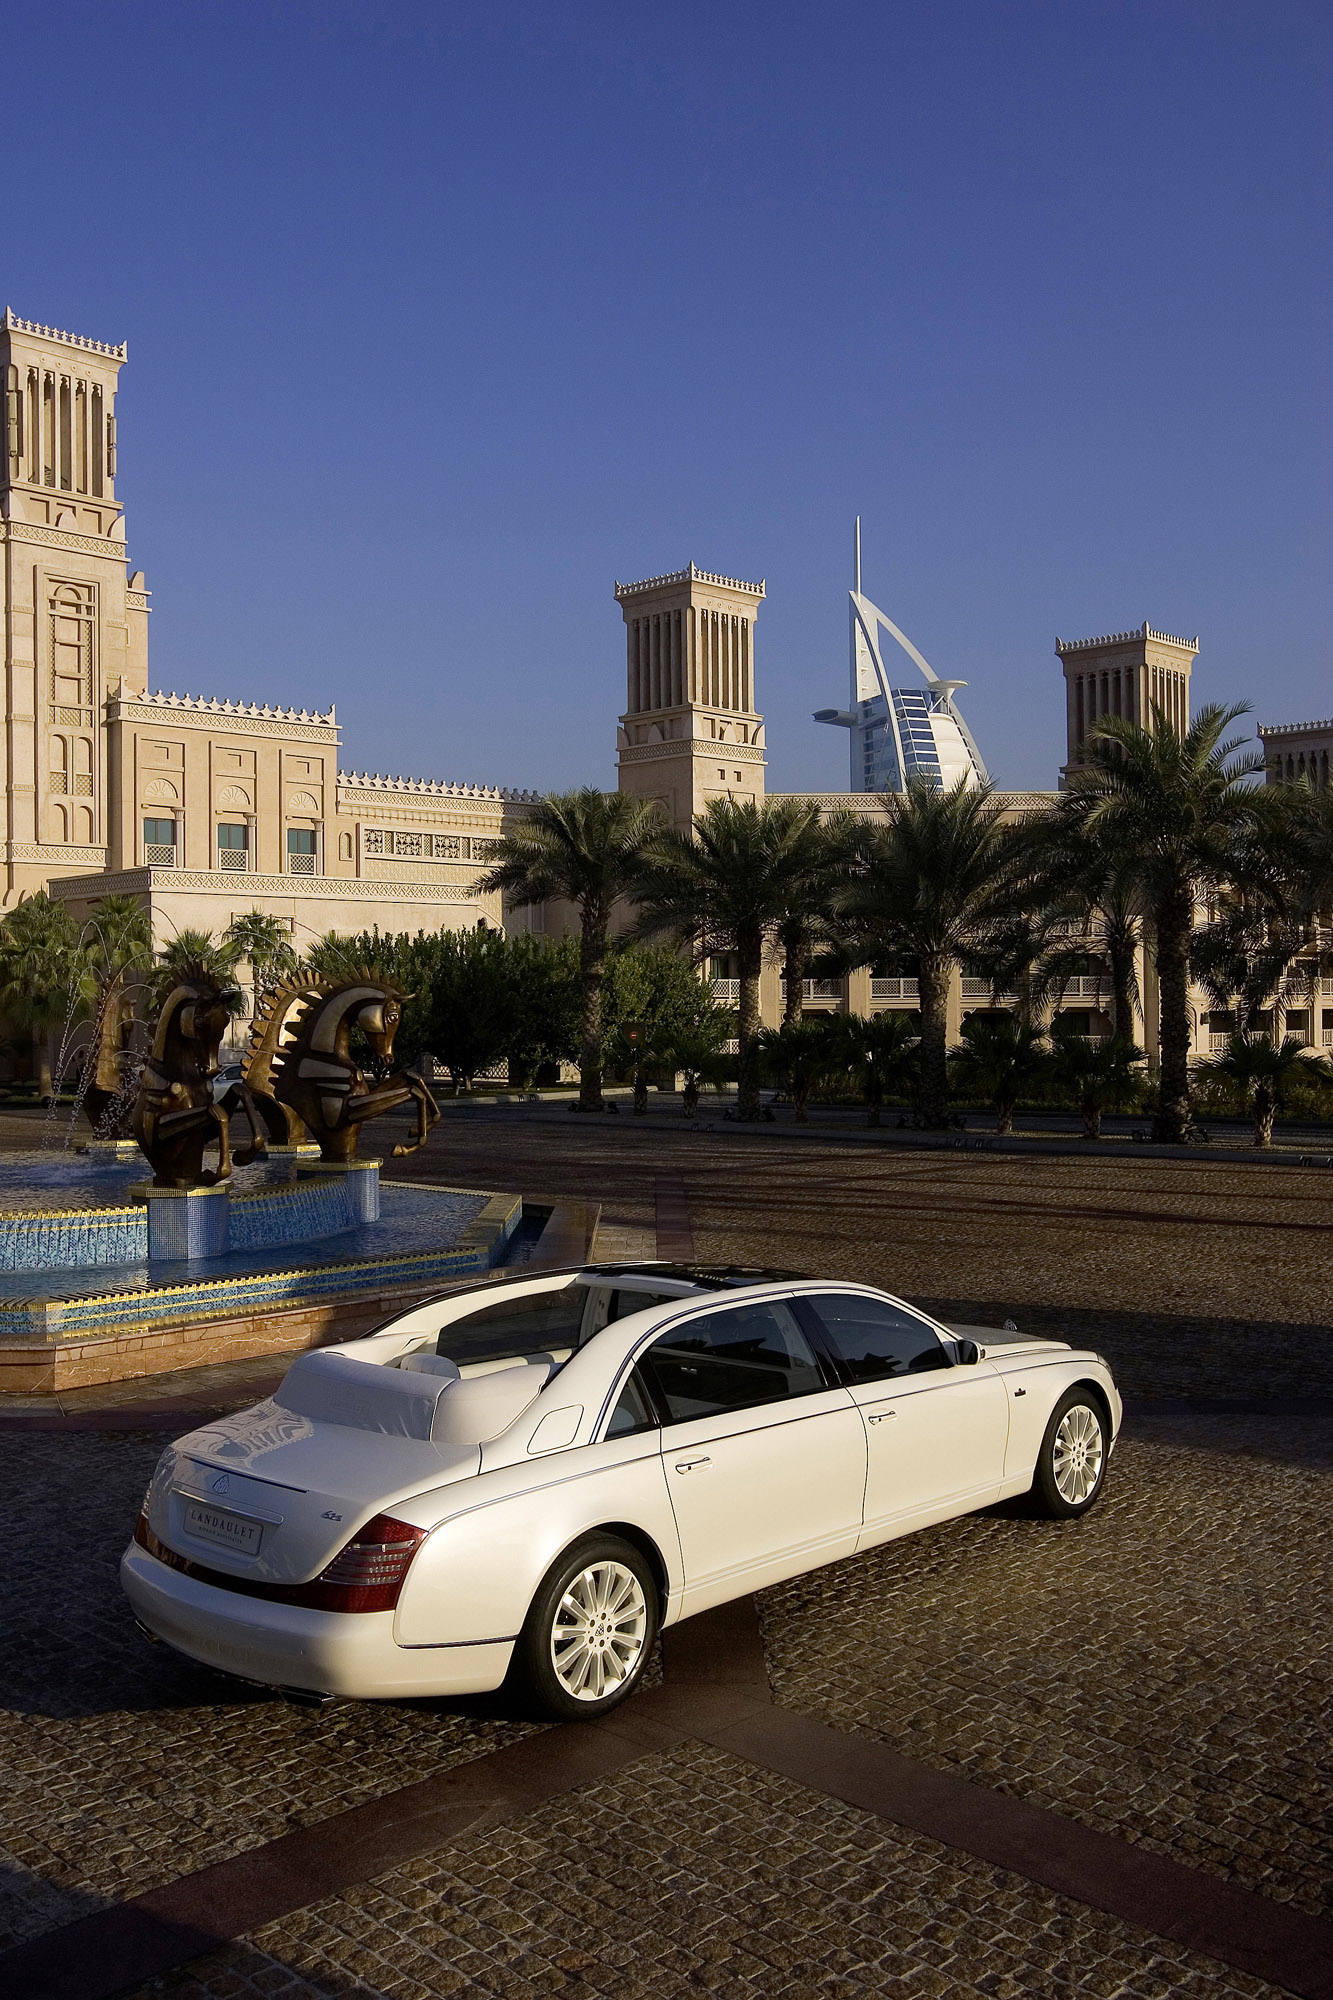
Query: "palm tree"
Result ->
[[758, 1015, 838, 1122], [79, 893, 153, 986], [1204, 1032, 1332, 1147], [1056, 704, 1267, 1143], [149, 928, 243, 1012], [474, 789, 662, 1112], [1047, 1022, 1145, 1139], [661, 1016, 733, 1118], [837, 777, 1025, 1128], [0, 892, 82, 1100], [776, 812, 861, 1023], [948, 1014, 1048, 1135], [224, 910, 299, 1013], [838, 1010, 920, 1126], [632, 796, 827, 1120]]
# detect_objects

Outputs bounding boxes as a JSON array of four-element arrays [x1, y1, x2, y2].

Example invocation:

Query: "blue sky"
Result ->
[[10, 1, 1329, 792]]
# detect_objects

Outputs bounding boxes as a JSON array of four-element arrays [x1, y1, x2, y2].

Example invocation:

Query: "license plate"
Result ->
[[182, 1501, 263, 1557]]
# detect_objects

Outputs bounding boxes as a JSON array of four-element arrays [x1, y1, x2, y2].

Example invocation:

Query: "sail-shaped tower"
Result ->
[[814, 522, 989, 792]]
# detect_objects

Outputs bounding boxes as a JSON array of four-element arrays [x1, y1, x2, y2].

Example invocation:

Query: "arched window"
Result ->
[[338, 831, 353, 860]]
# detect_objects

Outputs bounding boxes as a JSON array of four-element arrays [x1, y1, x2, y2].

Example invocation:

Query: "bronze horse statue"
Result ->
[[132, 969, 268, 1188], [255, 968, 439, 1162]]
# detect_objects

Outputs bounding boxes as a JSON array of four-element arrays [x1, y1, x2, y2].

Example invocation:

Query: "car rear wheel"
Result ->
[[513, 1534, 657, 1721], [1032, 1389, 1108, 1518]]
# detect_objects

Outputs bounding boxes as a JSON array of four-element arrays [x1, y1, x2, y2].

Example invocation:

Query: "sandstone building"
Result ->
[[5, 307, 1323, 1061]]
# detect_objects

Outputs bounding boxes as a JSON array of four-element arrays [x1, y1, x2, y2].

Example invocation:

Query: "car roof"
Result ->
[[581, 1261, 810, 1288]]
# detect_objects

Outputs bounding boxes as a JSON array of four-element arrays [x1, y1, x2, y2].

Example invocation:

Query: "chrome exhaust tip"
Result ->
[[278, 1685, 336, 1708]]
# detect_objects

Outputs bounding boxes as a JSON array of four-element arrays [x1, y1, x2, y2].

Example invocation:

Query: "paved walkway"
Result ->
[[1, 1110, 1329, 1997]]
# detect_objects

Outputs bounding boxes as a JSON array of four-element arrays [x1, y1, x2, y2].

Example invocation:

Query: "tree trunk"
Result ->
[[866, 1090, 882, 1129], [1253, 1083, 1274, 1147], [794, 1078, 810, 1123], [1109, 943, 1137, 1047], [683, 1079, 699, 1118], [575, 909, 607, 1113], [1151, 892, 1195, 1143], [1082, 1096, 1102, 1140], [995, 1095, 1014, 1136], [735, 936, 763, 1121], [915, 957, 951, 1128], [783, 937, 806, 1025], [633, 1068, 648, 1115]]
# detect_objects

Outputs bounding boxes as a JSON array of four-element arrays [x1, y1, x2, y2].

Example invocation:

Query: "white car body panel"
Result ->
[[659, 1387, 866, 1617], [393, 1433, 679, 1647], [121, 1267, 1123, 1701]]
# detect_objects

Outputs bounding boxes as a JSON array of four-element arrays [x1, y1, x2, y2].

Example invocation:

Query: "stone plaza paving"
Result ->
[[0, 1108, 1329, 1998]]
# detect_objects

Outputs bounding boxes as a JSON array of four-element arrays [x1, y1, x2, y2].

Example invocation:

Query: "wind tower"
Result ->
[[615, 564, 766, 830], [1, 309, 150, 901], [814, 520, 988, 792], [1056, 624, 1198, 785]]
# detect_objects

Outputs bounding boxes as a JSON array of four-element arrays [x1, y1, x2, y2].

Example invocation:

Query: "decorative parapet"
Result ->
[[338, 771, 540, 802], [48, 867, 487, 902], [615, 562, 765, 599], [1257, 718, 1333, 738], [107, 687, 339, 734], [2, 307, 127, 360], [1056, 623, 1198, 653]]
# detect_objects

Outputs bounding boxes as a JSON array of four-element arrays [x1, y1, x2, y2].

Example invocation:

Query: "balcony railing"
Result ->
[[710, 978, 740, 1002], [870, 977, 918, 999], [144, 843, 175, 868], [961, 980, 1020, 1002], [287, 852, 315, 876], [217, 848, 248, 872]]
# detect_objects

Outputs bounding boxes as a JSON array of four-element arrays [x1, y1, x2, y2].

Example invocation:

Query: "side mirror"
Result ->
[[953, 1339, 980, 1366]]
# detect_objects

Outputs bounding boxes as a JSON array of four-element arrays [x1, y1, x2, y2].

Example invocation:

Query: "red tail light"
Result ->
[[134, 1511, 426, 1614], [304, 1514, 426, 1612]]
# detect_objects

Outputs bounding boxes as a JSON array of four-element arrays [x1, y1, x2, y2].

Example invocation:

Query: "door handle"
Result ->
[[866, 1409, 898, 1425], [674, 1456, 711, 1473]]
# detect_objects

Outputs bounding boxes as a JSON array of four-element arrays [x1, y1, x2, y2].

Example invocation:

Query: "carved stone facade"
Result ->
[[1, 315, 536, 977]]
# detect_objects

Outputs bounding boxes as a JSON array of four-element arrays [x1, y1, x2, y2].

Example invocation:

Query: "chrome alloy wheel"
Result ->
[[1052, 1403, 1104, 1505], [549, 1559, 649, 1702]]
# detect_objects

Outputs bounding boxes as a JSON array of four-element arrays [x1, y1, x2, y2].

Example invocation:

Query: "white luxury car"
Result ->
[[122, 1264, 1121, 1720]]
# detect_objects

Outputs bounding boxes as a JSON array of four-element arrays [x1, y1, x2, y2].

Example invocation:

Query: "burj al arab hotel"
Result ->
[[814, 522, 990, 793]]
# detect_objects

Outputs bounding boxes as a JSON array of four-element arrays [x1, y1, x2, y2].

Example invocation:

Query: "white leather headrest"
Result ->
[[398, 1352, 461, 1379], [430, 1360, 552, 1444]]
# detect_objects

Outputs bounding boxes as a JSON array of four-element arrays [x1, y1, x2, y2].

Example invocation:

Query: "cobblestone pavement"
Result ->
[[132, 1743, 1279, 2000], [760, 1423, 1332, 1918], [2, 1109, 1329, 1995]]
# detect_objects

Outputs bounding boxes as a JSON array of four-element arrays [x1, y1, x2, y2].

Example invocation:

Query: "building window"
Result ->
[[143, 817, 176, 867], [338, 831, 353, 860], [217, 823, 249, 871], [49, 581, 95, 724], [362, 828, 384, 855], [287, 827, 317, 876]]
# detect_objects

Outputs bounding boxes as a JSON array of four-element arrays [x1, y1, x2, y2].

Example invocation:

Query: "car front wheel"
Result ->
[[1032, 1389, 1108, 1518], [513, 1534, 658, 1722]]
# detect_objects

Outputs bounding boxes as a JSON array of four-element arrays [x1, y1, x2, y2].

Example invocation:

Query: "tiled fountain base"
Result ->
[[0, 1185, 523, 1394]]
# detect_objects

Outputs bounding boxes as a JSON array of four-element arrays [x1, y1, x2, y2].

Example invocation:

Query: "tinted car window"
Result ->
[[436, 1283, 586, 1365], [606, 1288, 685, 1325], [605, 1366, 659, 1438], [642, 1301, 826, 1423], [808, 1293, 948, 1383]]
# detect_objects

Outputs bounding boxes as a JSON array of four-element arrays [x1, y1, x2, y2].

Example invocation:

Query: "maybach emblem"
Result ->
[[210, 1474, 230, 1494]]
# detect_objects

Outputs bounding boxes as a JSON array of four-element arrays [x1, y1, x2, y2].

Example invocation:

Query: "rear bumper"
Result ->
[[120, 1544, 514, 1699]]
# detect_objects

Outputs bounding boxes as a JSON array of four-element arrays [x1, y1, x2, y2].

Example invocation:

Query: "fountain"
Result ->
[[0, 965, 524, 1393]]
